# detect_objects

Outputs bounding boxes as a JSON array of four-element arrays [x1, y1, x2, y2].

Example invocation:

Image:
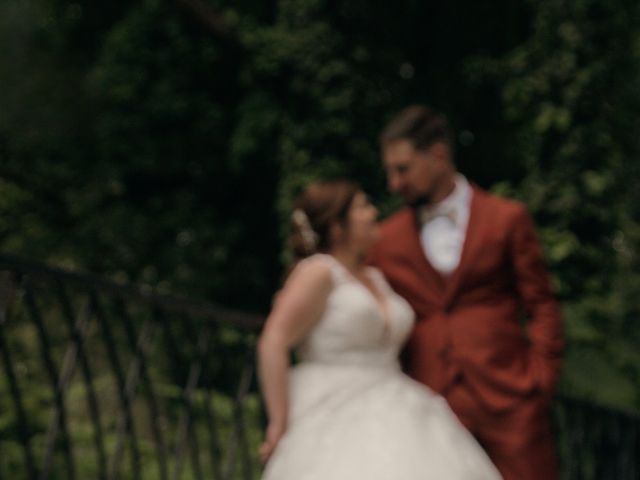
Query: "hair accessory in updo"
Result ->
[[292, 208, 319, 254]]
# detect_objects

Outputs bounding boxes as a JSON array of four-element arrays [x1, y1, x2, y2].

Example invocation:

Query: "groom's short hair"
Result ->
[[379, 105, 453, 152]]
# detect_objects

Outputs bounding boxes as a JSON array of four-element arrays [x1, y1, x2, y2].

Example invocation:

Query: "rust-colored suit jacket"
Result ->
[[369, 187, 564, 412]]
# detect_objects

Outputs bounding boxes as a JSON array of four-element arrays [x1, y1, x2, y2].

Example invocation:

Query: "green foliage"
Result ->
[[0, 380, 263, 479], [470, 0, 640, 410], [0, 0, 639, 418], [0, 0, 281, 311], [0, 278, 263, 478]]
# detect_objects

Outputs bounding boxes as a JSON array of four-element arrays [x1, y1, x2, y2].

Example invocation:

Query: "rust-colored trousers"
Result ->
[[445, 381, 559, 480]]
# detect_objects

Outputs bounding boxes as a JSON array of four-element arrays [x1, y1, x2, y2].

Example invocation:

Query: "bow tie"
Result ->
[[418, 205, 458, 225]]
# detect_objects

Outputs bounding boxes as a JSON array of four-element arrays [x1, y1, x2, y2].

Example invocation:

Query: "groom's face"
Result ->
[[382, 140, 446, 207]]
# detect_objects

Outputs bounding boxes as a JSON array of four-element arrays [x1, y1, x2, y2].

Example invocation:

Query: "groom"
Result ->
[[369, 105, 564, 480]]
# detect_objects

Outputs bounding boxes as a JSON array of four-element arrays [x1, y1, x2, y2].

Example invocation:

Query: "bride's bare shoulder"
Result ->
[[287, 255, 333, 285]]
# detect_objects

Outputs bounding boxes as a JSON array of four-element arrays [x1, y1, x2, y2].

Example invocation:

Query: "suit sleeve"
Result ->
[[509, 206, 564, 396]]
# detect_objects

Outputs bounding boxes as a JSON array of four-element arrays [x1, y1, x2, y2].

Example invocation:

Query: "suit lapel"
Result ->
[[400, 208, 447, 299], [443, 186, 486, 306]]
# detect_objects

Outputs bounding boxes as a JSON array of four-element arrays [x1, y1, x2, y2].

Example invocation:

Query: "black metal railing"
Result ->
[[0, 254, 263, 480], [0, 254, 638, 479], [554, 396, 639, 480]]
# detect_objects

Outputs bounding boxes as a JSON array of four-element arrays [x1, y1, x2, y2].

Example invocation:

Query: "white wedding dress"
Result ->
[[262, 254, 501, 480]]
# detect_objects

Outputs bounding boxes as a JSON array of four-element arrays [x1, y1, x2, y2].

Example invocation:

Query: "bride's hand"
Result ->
[[259, 422, 286, 464]]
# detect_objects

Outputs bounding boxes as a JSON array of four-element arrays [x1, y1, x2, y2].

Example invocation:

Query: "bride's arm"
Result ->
[[257, 259, 332, 463]]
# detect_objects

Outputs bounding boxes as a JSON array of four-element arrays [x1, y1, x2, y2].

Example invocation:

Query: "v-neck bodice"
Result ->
[[296, 254, 415, 367]]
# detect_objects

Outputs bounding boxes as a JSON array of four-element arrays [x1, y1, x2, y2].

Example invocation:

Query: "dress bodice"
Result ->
[[296, 254, 415, 368]]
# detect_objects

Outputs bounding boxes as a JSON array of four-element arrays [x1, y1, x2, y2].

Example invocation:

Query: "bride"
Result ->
[[258, 180, 501, 479]]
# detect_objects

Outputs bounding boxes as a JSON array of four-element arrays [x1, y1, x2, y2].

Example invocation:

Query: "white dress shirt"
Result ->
[[417, 175, 472, 275]]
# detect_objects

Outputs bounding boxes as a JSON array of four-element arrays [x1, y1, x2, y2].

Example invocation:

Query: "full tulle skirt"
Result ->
[[262, 362, 501, 480]]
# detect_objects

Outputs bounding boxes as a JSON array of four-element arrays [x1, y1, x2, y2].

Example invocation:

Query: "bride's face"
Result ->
[[345, 191, 380, 252]]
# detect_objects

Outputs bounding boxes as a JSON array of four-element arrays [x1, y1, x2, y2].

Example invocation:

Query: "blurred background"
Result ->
[[1, 0, 639, 449]]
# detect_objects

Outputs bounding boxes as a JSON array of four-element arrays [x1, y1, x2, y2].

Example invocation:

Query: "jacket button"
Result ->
[[439, 346, 451, 361]]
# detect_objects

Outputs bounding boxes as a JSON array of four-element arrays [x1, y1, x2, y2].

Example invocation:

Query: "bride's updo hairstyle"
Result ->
[[289, 180, 360, 261]]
